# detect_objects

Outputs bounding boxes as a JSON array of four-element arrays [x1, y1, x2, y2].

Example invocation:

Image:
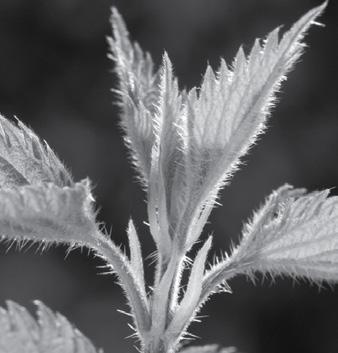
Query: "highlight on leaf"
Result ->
[[0, 115, 72, 189], [0, 301, 103, 353], [127, 218, 146, 291], [108, 8, 160, 186], [173, 1, 328, 253], [202, 184, 338, 302], [147, 52, 185, 261], [242, 186, 338, 283], [109, 1, 327, 265]]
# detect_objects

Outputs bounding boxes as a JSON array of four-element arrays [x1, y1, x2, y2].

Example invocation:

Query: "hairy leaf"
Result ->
[[127, 219, 146, 293], [147, 53, 185, 260], [0, 116, 72, 188], [110, 3, 327, 264], [166, 238, 212, 343], [243, 186, 338, 282], [202, 184, 338, 302], [109, 8, 160, 186], [0, 301, 102, 353], [0, 180, 151, 340], [0, 179, 97, 247], [174, 2, 327, 251]]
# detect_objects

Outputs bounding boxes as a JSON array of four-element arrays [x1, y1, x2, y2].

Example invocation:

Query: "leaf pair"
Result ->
[[109, 2, 328, 266], [0, 117, 150, 342]]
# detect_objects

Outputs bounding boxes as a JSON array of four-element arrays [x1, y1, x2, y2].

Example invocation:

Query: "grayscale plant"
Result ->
[[0, 2, 334, 353]]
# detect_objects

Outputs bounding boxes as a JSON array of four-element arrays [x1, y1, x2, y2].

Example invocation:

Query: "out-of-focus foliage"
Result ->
[[0, 301, 103, 353]]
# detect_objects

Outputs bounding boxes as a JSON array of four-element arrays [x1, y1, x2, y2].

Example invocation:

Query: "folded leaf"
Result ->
[[109, 8, 160, 186], [0, 179, 97, 247], [0, 301, 102, 353], [147, 53, 185, 260], [0, 116, 72, 188]]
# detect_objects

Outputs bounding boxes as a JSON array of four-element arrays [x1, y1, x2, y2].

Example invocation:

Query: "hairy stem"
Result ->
[[146, 246, 184, 351]]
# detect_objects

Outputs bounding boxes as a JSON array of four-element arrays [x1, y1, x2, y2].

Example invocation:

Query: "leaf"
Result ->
[[202, 184, 338, 301], [127, 218, 146, 293], [0, 301, 103, 353], [179, 345, 237, 353], [147, 53, 185, 261], [0, 179, 97, 247], [172, 2, 327, 251], [166, 238, 212, 343], [245, 186, 338, 282], [0, 116, 72, 188], [0, 170, 151, 338], [109, 8, 160, 186], [110, 3, 327, 264]]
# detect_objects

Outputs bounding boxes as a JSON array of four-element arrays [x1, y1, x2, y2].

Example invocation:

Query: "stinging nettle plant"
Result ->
[[0, 2, 334, 353]]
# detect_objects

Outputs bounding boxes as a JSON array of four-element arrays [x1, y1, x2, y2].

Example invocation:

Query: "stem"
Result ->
[[145, 246, 183, 351]]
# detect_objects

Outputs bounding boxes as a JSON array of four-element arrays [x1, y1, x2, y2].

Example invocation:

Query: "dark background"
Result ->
[[0, 0, 337, 352]]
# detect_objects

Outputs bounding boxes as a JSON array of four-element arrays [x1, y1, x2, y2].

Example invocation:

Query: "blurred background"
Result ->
[[0, 0, 337, 352]]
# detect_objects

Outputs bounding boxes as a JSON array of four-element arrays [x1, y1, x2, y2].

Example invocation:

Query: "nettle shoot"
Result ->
[[0, 2, 334, 353]]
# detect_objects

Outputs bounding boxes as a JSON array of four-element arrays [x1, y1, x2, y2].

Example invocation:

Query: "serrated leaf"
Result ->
[[0, 169, 151, 338], [174, 2, 327, 251], [0, 301, 102, 353], [0, 179, 97, 247], [0, 116, 72, 188], [180, 345, 237, 353], [147, 53, 185, 261], [245, 186, 338, 282], [109, 8, 160, 186], [110, 3, 327, 265], [203, 184, 338, 299]]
